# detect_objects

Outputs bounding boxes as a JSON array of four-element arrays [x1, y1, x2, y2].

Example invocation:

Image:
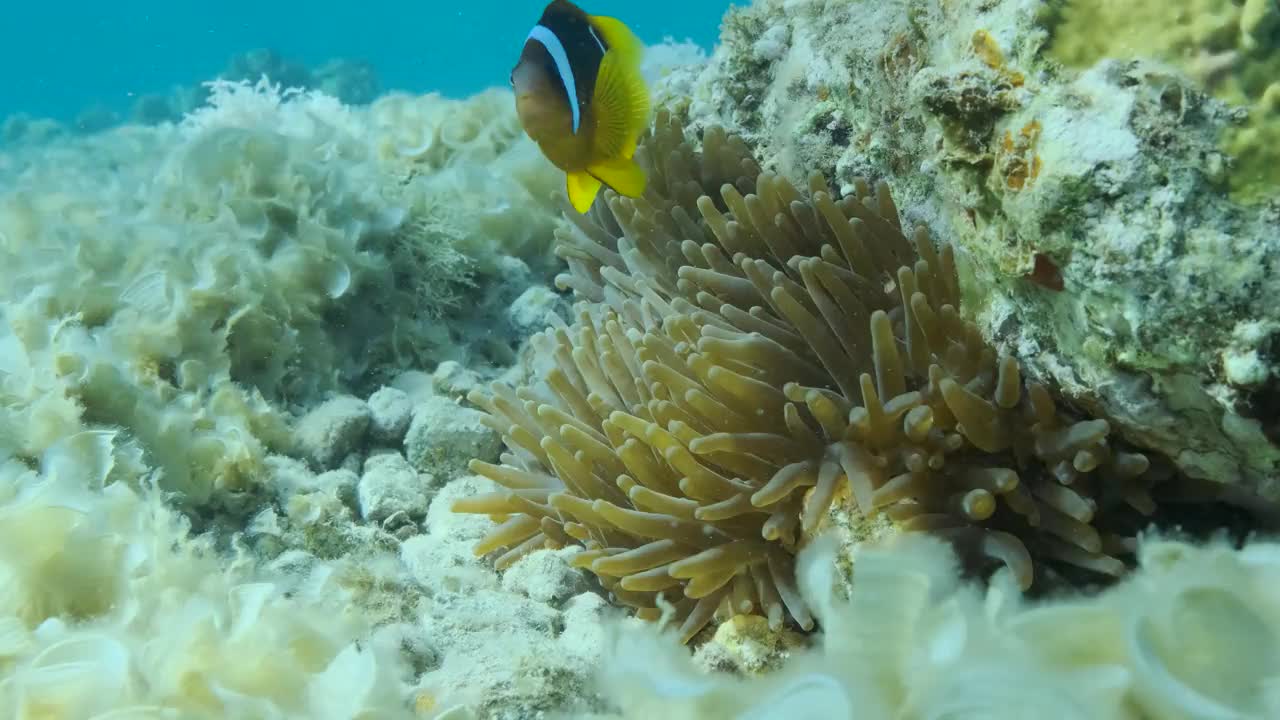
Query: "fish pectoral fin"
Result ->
[[588, 22, 650, 160], [588, 157, 646, 199], [567, 171, 604, 213]]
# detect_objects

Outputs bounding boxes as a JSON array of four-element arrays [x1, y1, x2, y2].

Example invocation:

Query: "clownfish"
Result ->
[[511, 0, 651, 213]]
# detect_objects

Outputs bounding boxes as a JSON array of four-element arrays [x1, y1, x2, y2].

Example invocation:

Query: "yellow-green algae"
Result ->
[[1048, 0, 1280, 203]]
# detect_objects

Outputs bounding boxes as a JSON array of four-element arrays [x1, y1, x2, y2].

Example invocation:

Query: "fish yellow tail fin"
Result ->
[[588, 15, 651, 162], [567, 170, 604, 213], [588, 157, 646, 199]]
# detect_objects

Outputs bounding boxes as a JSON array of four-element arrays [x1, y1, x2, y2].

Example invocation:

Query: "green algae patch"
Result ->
[[1047, 0, 1280, 203]]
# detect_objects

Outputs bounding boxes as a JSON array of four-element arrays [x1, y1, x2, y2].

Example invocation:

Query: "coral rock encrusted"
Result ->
[[662, 0, 1280, 505], [453, 114, 1168, 641]]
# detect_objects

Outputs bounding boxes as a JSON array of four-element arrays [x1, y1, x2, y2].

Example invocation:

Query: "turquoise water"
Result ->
[[3, 0, 729, 127]]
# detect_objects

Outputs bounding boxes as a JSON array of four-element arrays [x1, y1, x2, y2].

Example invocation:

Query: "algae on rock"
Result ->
[[1047, 0, 1280, 204]]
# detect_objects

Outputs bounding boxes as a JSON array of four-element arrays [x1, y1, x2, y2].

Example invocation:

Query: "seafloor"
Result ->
[[1, 1, 1278, 719]]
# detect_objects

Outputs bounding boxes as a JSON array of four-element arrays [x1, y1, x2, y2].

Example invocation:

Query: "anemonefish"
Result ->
[[511, 0, 651, 213]]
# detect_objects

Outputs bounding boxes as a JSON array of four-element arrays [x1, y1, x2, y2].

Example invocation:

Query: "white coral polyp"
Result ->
[[0, 435, 413, 718], [1122, 541, 1280, 720], [598, 533, 1280, 720]]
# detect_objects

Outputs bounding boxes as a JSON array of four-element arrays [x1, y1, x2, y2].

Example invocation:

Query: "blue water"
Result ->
[[3, 1, 730, 126]]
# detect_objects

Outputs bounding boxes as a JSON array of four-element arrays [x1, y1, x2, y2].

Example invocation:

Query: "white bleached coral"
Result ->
[[598, 532, 1280, 720], [0, 75, 586, 719], [0, 78, 561, 505], [0, 432, 414, 718]]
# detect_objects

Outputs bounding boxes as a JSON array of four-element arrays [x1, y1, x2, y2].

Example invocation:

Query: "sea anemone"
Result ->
[[452, 111, 1165, 642]]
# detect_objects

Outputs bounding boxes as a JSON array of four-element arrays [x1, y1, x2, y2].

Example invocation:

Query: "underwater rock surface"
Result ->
[[659, 0, 1280, 500]]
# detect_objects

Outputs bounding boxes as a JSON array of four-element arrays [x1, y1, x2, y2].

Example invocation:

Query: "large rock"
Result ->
[[404, 396, 502, 482], [660, 0, 1280, 499]]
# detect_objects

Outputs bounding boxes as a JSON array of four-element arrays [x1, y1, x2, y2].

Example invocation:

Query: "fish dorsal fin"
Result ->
[[587, 15, 650, 160], [588, 14, 644, 64]]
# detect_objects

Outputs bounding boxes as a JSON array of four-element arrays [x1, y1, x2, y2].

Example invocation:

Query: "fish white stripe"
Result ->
[[588, 26, 605, 53], [528, 24, 581, 134]]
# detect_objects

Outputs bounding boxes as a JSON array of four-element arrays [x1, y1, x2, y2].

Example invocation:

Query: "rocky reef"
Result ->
[[657, 0, 1280, 504]]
